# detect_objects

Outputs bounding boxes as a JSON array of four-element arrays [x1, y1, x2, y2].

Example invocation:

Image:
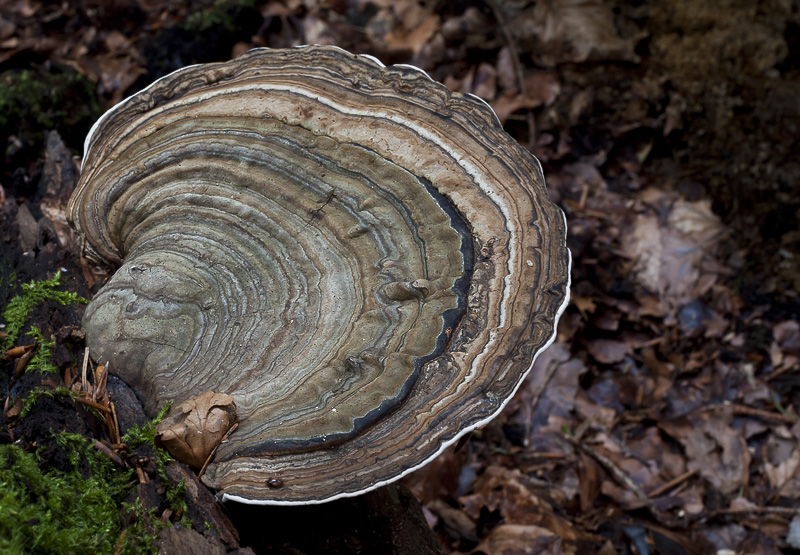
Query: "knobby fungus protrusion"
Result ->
[[68, 45, 571, 505]]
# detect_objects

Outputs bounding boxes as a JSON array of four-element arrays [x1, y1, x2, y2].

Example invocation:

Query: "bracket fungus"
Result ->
[[68, 46, 571, 505]]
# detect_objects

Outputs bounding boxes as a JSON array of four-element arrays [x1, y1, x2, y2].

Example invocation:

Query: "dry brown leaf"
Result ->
[[403, 444, 464, 504], [427, 498, 478, 543], [502, 0, 641, 66], [155, 391, 237, 469], [527, 342, 587, 424], [764, 448, 800, 498], [571, 295, 597, 315], [622, 190, 728, 314], [660, 410, 750, 496], [575, 394, 616, 429], [491, 72, 560, 123], [496, 46, 516, 91], [461, 465, 599, 544], [586, 338, 630, 364], [492, 92, 543, 125], [775, 320, 800, 351], [300, 17, 339, 47], [470, 524, 565, 555], [464, 62, 497, 102], [103, 30, 132, 55], [525, 72, 561, 107], [371, 2, 440, 56], [461, 465, 551, 525]]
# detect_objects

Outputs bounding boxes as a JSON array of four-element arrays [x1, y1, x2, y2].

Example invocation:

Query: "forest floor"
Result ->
[[1, 1, 799, 554]]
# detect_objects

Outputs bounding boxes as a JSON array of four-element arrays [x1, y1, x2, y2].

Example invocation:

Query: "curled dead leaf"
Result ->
[[155, 391, 237, 469]]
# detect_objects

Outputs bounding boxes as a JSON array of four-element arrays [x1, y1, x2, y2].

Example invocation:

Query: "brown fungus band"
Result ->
[[68, 46, 571, 505]]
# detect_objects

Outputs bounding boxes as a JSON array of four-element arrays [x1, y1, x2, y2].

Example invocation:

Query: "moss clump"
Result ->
[[120, 401, 193, 528], [0, 66, 101, 163], [120, 401, 173, 450], [24, 326, 58, 374], [0, 417, 191, 553], [122, 401, 179, 479], [19, 385, 78, 418], [1, 271, 87, 352], [0, 436, 130, 554]]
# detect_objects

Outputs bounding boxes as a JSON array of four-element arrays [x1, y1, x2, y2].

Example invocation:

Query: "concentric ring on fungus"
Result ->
[[68, 45, 571, 505]]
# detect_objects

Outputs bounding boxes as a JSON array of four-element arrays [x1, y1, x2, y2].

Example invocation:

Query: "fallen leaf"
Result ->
[[586, 338, 631, 364], [502, 0, 641, 66], [527, 342, 587, 425], [156, 391, 237, 469], [622, 191, 728, 315], [660, 409, 750, 495], [374, 2, 440, 56], [461, 465, 596, 544], [470, 524, 564, 555], [764, 448, 800, 498], [427, 498, 478, 543]]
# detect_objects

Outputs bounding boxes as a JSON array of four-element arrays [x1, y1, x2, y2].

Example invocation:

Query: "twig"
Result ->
[[110, 401, 121, 445], [764, 363, 794, 383], [709, 505, 800, 517], [485, 0, 537, 150], [648, 468, 699, 498], [93, 440, 125, 466], [198, 422, 239, 478], [94, 363, 108, 403], [521, 451, 567, 460], [75, 396, 112, 413], [135, 464, 149, 484], [736, 402, 798, 424], [707, 402, 799, 425], [81, 348, 90, 392], [568, 435, 649, 502], [5, 344, 35, 358], [14, 349, 35, 378]]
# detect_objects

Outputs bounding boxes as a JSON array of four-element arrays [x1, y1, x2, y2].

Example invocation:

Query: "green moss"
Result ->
[[0, 436, 130, 554], [119, 402, 193, 528], [20, 385, 78, 418], [1, 271, 88, 351], [0, 277, 196, 552], [121, 401, 182, 493], [24, 326, 58, 375], [116, 499, 164, 555], [164, 478, 193, 528], [121, 401, 173, 452], [0, 426, 191, 554]]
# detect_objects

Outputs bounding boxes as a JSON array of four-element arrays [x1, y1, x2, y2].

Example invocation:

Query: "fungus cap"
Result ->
[[68, 46, 571, 505]]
